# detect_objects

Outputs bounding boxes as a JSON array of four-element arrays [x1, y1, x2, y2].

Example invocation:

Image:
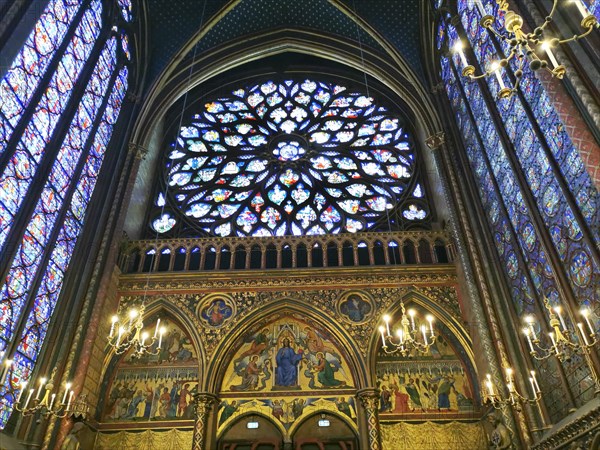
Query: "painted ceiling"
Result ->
[[144, 0, 424, 84]]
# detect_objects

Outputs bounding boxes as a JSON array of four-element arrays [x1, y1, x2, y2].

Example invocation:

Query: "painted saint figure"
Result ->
[[314, 352, 346, 387], [275, 338, 303, 386], [231, 355, 261, 391]]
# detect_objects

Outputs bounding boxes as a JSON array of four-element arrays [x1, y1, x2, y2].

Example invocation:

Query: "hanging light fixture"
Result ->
[[378, 303, 437, 356], [523, 305, 598, 361], [11, 367, 88, 420], [482, 367, 542, 411], [452, 0, 598, 99], [107, 304, 165, 356], [521, 302, 600, 394]]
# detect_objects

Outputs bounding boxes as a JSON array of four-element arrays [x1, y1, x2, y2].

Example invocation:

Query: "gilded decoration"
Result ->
[[95, 428, 193, 450], [216, 314, 357, 437], [117, 269, 457, 293], [101, 319, 199, 424], [221, 315, 355, 393], [118, 285, 464, 360], [216, 396, 358, 437], [376, 306, 478, 420], [380, 421, 487, 449]]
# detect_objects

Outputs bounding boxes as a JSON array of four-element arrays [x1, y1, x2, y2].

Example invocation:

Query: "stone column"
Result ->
[[192, 393, 219, 450], [356, 388, 382, 450]]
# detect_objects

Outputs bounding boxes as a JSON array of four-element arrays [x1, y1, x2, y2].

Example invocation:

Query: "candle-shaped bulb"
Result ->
[[36, 377, 47, 400], [474, 0, 487, 17], [453, 41, 469, 68], [383, 315, 391, 336], [397, 328, 404, 344], [505, 367, 513, 383], [129, 309, 138, 320], [554, 305, 567, 330], [154, 318, 161, 338], [541, 41, 560, 69], [426, 315, 434, 337], [581, 308, 595, 335], [111, 315, 119, 323], [491, 61, 506, 90], [4, 359, 12, 367], [17, 382, 27, 402], [62, 382, 72, 404], [379, 326, 386, 347], [577, 323, 590, 346]]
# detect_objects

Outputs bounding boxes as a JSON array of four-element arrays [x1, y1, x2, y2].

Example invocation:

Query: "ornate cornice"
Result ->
[[117, 267, 457, 294], [119, 283, 463, 363], [531, 403, 600, 449]]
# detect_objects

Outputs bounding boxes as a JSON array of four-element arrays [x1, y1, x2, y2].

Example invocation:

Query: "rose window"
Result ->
[[151, 79, 429, 237]]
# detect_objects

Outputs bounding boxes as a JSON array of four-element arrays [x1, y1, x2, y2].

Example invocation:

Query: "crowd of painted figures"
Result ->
[[377, 369, 474, 414], [104, 378, 199, 421]]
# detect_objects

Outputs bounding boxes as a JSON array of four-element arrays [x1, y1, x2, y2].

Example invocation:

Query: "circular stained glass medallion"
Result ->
[[542, 185, 559, 217], [154, 79, 428, 237], [570, 251, 592, 287], [506, 251, 519, 279]]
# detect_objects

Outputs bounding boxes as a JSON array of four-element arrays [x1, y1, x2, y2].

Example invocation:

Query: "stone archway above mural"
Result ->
[[216, 313, 359, 441], [98, 313, 200, 426]]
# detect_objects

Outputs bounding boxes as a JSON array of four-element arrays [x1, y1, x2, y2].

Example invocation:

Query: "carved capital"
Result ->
[[425, 132, 445, 150], [129, 142, 148, 161], [356, 388, 380, 411], [194, 392, 219, 418]]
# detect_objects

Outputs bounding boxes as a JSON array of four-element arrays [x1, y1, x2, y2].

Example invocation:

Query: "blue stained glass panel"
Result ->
[[0, 64, 128, 431], [0, 0, 82, 149], [0, 2, 102, 254], [457, 0, 600, 313]]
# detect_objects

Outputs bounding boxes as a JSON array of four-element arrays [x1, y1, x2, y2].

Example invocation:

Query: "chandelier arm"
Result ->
[[557, 23, 597, 45]]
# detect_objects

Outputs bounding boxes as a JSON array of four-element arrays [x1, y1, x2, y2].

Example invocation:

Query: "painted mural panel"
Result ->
[[376, 317, 476, 420], [221, 315, 354, 393], [101, 319, 198, 423], [218, 314, 357, 435]]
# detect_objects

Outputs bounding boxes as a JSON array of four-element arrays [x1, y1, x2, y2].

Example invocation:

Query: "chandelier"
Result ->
[[482, 367, 542, 410], [453, 0, 598, 99], [107, 303, 165, 356], [523, 305, 598, 361], [11, 368, 89, 419], [378, 302, 437, 356], [522, 303, 600, 394]]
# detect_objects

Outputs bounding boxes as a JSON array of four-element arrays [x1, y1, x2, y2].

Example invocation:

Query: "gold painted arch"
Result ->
[[205, 297, 368, 394]]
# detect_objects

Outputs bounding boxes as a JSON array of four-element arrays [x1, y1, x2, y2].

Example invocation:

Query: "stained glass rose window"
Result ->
[[151, 79, 429, 237]]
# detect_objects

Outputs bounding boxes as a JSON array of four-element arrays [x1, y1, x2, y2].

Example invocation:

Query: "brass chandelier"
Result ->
[[453, 0, 598, 99], [378, 302, 437, 357]]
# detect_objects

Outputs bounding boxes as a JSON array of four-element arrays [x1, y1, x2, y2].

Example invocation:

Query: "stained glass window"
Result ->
[[151, 79, 429, 237], [435, 0, 600, 419], [0, 1, 131, 430]]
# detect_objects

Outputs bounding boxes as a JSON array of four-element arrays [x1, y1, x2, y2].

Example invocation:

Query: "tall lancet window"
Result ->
[[149, 78, 431, 238], [0, 0, 131, 428], [434, 0, 599, 421]]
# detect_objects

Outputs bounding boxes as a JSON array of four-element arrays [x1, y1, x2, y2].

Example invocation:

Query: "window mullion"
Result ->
[[445, 53, 579, 415], [2, 56, 120, 376], [0, 0, 91, 171], [0, 7, 110, 286], [480, 14, 600, 269], [455, 20, 593, 343]]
